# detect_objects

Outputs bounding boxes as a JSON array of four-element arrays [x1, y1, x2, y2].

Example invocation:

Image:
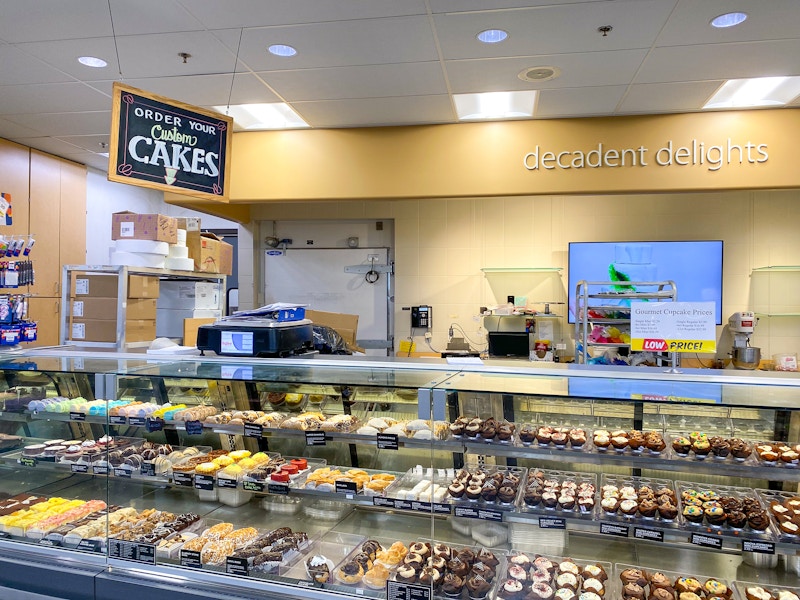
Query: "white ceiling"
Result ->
[[1, 0, 799, 172]]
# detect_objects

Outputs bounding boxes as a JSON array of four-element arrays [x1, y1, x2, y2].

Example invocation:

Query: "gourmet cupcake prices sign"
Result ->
[[630, 302, 717, 353], [108, 82, 233, 200]]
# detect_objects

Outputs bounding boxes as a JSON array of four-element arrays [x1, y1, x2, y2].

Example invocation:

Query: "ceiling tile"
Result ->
[[434, 1, 675, 60], [59, 150, 110, 171], [114, 30, 239, 78], [445, 50, 648, 94], [12, 136, 89, 156], [0, 83, 111, 115], [16, 37, 121, 82], [110, 0, 205, 35], [656, 0, 800, 47], [179, 0, 427, 29], [123, 73, 279, 106], [3, 111, 111, 136], [0, 116, 41, 138], [291, 95, 455, 128], [430, 0, 616, 12], [234, 17, 438, 71], [55, 134, 111, 153], [260, 62, 447, 102], [0, 45, 74, 85], [618, 81, 724, 114], [0, 0, 112, 43], [636, 39, 800, 83], [536, 86, 628, 118]]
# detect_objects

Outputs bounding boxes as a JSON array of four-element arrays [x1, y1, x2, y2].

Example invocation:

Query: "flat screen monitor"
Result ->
[[568, 240, 723, 324], [488, 332, 530, 358]]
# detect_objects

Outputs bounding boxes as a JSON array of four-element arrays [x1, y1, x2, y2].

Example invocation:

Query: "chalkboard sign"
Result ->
[[108, 82, 233, 200]]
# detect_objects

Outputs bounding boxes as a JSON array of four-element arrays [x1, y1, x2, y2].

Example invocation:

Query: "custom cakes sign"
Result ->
[[108, 82, 233, 200]]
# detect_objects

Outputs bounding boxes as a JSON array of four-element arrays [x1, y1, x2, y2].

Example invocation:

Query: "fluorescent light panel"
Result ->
[[703, 76, 800, 109], [453, 91, 537, 120], [213, 103, 310, 130]]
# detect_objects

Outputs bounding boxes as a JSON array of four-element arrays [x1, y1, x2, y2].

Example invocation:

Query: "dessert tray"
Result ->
[[754, 489, 800, 542], [598, 475, 681, 529], [613, 563, 734, 600], [518, 468, 597, 520]]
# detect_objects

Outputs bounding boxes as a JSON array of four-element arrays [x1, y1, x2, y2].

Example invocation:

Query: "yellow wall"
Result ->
[[230, 109, 800, 202], [251, 189, 800, 360]]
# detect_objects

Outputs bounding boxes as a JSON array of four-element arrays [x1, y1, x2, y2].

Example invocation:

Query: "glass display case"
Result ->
[[0, 350, 798, 600]]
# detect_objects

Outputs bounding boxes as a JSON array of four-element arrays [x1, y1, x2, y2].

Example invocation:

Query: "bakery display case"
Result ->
[[0, 350, 799, 600]]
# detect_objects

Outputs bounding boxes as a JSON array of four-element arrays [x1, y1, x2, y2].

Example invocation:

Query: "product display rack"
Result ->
[[59, 265, 226, 350], [0, 350, 799, 600], [574, 279, 678, 365]]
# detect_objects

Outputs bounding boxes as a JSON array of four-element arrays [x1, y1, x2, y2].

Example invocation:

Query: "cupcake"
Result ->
[[529, 583, 555, 600], [476, 548, 499, 567], [569, 428, 587, 448], [623, 584, 646, 600], [448, 557, 470, 577], [672, 437, 691, 456], [395, 565, 418, 584], [465, 485, 482, 500], [710, 437, 731, 459], [658, 502, 678, 521], [583, 578, 605, 595], [675, 578, 702, 595], [748, 510, 770, 531], [705, 506, 726, 526], [419, 566, 442, 588], [682, 505, 704, 523], [442, 573, 465, 597], [507, 565, 529, 583], [620, 499, 639, 516], [638, 498, 658, 518], [645, 432, 666, 453], [692, 439, 711, 457], [533, 556, 555, 574], [582, 564, 607, 582], [466, 574, 492, 599], [519, 425, 537, 445], [499, 486, 517, 504], [729, 438, 751, 460], [703, 580, 730, 598], [620, 569, 648, 587]]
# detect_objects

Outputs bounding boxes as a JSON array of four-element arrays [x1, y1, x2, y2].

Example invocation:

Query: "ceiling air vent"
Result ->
[[518, 66, 560, 83]]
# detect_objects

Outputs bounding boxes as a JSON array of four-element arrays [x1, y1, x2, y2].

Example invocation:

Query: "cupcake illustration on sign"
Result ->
[[164, 167, 178, 185]]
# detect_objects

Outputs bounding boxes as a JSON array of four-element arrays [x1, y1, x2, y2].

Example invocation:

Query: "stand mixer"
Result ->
[[728, 311, 761, 369]]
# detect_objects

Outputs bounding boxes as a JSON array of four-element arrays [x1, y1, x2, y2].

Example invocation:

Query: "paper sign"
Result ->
[[630, 301, 716, 353], [0, 193, 11, 225]]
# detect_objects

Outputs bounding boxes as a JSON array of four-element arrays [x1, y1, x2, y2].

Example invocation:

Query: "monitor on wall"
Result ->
[[567, 240, 724, 324]]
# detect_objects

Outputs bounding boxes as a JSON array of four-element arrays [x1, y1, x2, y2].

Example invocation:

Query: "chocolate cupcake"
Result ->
[[534, 556, 555, 574], [683, 505, 704, 523], [481, 481, 498, 502], [419, 566, 442, 588], [499, 486, 517, 504], [624, 583, 646, 600], [465, 485, 482, 500], [471, 562, 495, 581], [675, 578, 702, 595], [529, 583, 555, 600], [477, 548, 499, 567], [705, 506, 726, 526], [658, 502, 678, 521], [729, 438, 751, 460], [710, 437, 731, 459], [519, 425, 537, 445], [466, 574, 492, 599], [638, 498, 658, 518], [442, 573, 465, 597], [748, 510, 770, 531], [581, 564, 607, 582], [395, 565, 417, 584], [448, 557, 470, 577], [672, 437, 691, 456], [620, 569, 648, 587]]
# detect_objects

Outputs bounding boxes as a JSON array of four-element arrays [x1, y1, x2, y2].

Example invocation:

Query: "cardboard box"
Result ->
[[184, 317, 218, 347], [187, 231, 233, 275], [156, 308, 221, 338], [176, 217, 201, 232], [72, 274, 159, 299], [70, 319, 156, 343], [73, 274, 120, 298], [72, 298, 156, 321], [127, 275, 160, 299], [157, 281, 220, 310], [306, 310, 359, 347], [112, 211, 178, 243]]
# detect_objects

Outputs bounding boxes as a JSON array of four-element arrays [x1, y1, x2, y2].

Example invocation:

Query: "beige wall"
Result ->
[[248, 188, 800, 360]]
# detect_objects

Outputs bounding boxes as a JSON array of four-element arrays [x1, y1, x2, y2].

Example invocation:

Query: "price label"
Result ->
[[194, 474, 215, 490], [76, 539, 103, 553], [39, 538, 58, 547], [600, 522, 630, 538], [690, 533, 722, 550], [242, 480, 265, 493], [145, 418, 164, 433], [136, 543, 156, 564], [336, 480, 358, 495], [113, 467, 132, 479], [453, 506, 503, 522], [305, 431, 326, 446], [373, 497, 395, 508], [267, 483, 289, 495], [244, 423, 263, 438], [226, 556, 249, 576], [185, 420, 203, 435], [109, 416, 127, 425], [128, 417, 146, 427], [92, 464, 109, 475], [539, 517, 566, 529], [742, 540, 775, 554], [217, 477, 238, 489], [108, 539, 155, 564], [19, 457, 36, 468], [71, 463, 89, 474], [140, 462, 156, 477], [433, 503, 452, 515], [173, 472, 193, 487], [180, 549, 202, 568], [387, 580, 432, 600], [69, 411, 86, 422], [633, 527, 664, 542], [377, 433, 399, 450]]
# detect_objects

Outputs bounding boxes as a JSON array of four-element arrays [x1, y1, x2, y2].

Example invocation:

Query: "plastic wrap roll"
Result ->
[[168, 245, 189, 259], [176, 229, 187, 245], [165, 256, 195, 271], [111, 251, 167, 268], [114, 239, 169, 255]]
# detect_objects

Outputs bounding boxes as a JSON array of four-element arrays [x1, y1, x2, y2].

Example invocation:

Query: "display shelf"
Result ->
[[481, 267, 563, 273], [751, 266, 800, 272]]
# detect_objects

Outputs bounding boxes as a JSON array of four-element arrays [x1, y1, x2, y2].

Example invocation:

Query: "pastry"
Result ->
[[620, 569, 648, 587], [335, 560, 364, 584], [442, 573, 465, 596], [675, 578, 702, 595], [466, 574, 492, 599], [678, 594, 702, 600], [529, 583, 555, 600], [582, 564, 607, 581], [557, 572, 579, 590], [500, 579, 525, 599], [703, 580, 730, 598], [395, 565, 417, 583], [748, 510, 770, 531], [508, 564, 528, 582], [624, 584, 646, 600], [705, 506, 726, 526], [498, 486, 517, 504], [583, 578, 605, 595], [363, 563, 391, 589], [710, 437, 731, 459], [620, 499, 639, 515], [745, 588, 774, 600], [556, 589, 577, 600], [448, 556, 470, 577], [419, 566, 442, 587], [477, 548, 499, 567], [306, 555, 332, 583], [638, 498, 658, 518], [682, 505, 704, 523], [465, 485, 482, 500], [672, 437, 691, 456], [650, 589, 676, 600], [362, 539, 382, 560], [558, 560, 579, 575]]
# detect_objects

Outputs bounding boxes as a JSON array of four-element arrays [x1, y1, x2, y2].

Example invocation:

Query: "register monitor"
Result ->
[[487, 332, 530, 358]]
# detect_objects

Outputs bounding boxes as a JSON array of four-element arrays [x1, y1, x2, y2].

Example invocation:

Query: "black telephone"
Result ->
[[411, 305, 431, 329]]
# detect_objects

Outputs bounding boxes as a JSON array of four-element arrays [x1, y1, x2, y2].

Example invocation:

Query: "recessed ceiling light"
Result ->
[[710, 12, 747, 28], [78, 56, 108, 68], [213, 103, 309, 130], [477, 29, 508, 44], [453, 91, 537, 120], [703, 76, 800, 109], [268, 44, 297, 57]]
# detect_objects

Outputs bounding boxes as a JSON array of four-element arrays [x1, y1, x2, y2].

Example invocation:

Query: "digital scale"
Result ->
[[196, 319, 314, 357]]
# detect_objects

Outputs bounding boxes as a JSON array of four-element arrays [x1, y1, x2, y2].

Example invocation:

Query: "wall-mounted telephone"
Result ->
[[411, 305, 431, 329]]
